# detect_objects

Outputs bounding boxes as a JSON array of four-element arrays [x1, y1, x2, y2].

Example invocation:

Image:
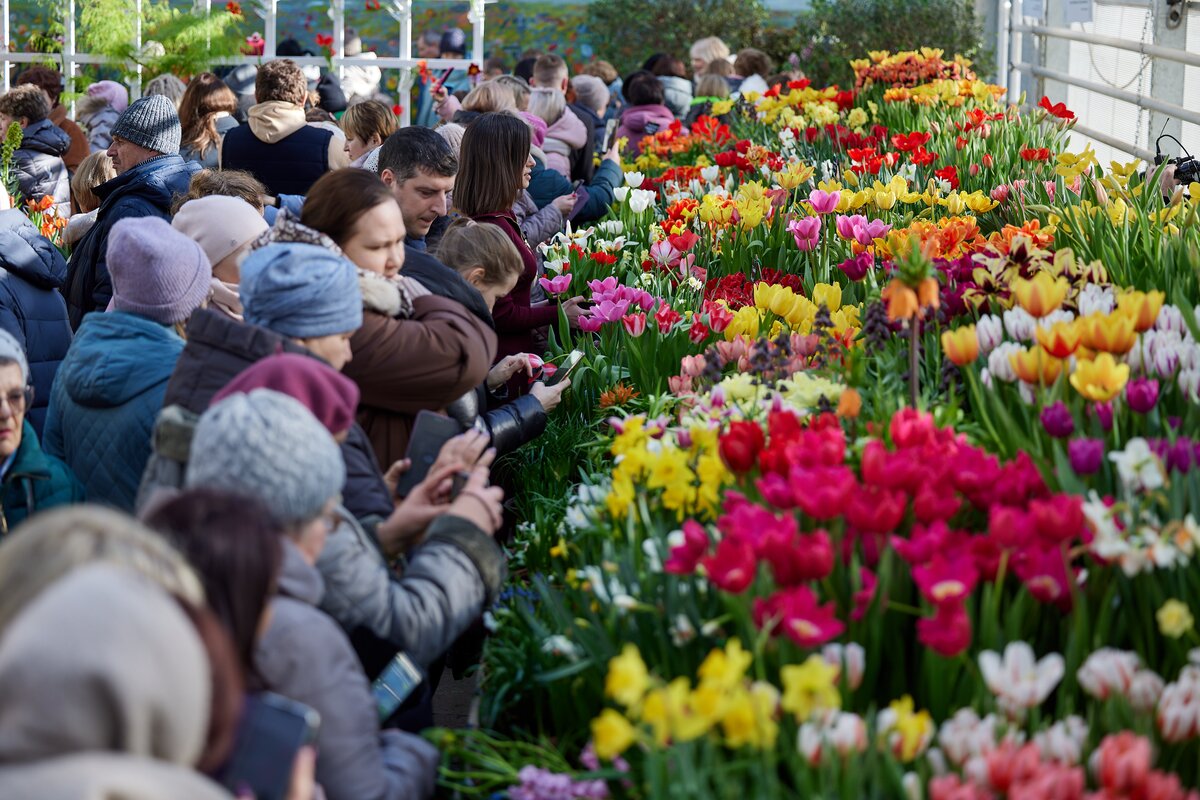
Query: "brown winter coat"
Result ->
[[343, 271, 496, 470], [49, 105, 89, 173]]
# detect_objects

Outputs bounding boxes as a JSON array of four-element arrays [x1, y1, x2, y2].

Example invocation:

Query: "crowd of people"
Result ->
[[0, 29, 784, 800]]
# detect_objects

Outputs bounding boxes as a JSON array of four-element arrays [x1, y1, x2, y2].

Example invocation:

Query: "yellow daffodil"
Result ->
[[698, 639, 753, 691], [883, 696, 934, 762], [1157, 599, 1195, 639], [591, 708, 636, 760], [605, 644, 649, 708], [1069, 352, 1130, 402], [1011, 271, 1069, 318], [721, 682, 780, 750], [780, 655, 841, 721], [941, 324, 980, 366]]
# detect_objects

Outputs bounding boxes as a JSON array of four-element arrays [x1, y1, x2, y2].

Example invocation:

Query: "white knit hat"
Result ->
[[172, 195, 269, 267]]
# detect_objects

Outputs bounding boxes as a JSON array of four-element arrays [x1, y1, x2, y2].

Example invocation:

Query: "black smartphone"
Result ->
[[220, 692, 320, 800], [394, 410, 469, 497], [546, 350, 583, 387], [372, 651, 425, 722]]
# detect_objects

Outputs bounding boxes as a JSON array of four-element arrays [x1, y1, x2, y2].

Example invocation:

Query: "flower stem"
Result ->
[[909, 317, 921, 408]]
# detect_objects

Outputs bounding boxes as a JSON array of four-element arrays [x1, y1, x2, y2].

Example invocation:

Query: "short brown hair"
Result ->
[[492, 75, 530, 109], [695, 74, 730, 101], [435, 217, 523, 288], [705, 58, 734, 78], [582, 60, 618, 85], [255, 59, 308, 106], [14, 65, 64, 105], [173, 169, 267, 214], [453, 112, 530, 218], [301, 168, 396, 248], [0, 84, 50, 124], [734, 48, 773, 79], [71, 151, 116, 213], [342, 100, 398, 145], [532, 54, 568, 87]]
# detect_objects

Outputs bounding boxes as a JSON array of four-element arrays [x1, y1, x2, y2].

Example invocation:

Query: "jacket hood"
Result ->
[[359, 270, 422, 319], [0, 753, 234, 800], [20, 119, 70, 158], [95, 154, 198, 216], [546, 106, 588, 150], [248, 100, 308, 144], [620, 104, 676, 133], [0, 563, 211, 767], [277, 537, 324, 605], [0, 210, 68, 290], [59, 312, 182, 409]]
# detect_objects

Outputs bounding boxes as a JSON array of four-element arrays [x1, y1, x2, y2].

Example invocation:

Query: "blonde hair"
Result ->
[[0, 505, 205, 635], [461, 80, 518, 114], [690, 36, 731, 66], [493, 75, 530, 110], [71, 151, 116, 213], [435, 217, 524, 290], [695, 74, 730, 100], [527, 87, 565, 127]]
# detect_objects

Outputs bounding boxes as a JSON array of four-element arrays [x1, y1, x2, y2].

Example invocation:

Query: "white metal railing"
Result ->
[[0, 0, 493, 126]]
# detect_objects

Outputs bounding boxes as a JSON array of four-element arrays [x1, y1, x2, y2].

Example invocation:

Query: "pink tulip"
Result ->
[[788, 216, 822, 251], [991, 184, 1010, 203], [852, 218, 891, 247], [621, 312, 647, 337], [836, 214, 866, 240], [538, 274, 572, 295], [593, 298, 631, 322], [577, 315, 603, 333], [648, 240, 683, 268], [807, 189, 841, 215]]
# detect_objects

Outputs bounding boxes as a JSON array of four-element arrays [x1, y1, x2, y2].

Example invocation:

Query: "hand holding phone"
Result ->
[[546, 350, 584, 387], [220, 693, 320, 800], [394, 411, 473, 498]]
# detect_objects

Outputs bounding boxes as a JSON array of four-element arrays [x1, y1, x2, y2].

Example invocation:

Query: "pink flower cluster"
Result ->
[[835, 214, 893, 247], [577, 277, 660, 332]]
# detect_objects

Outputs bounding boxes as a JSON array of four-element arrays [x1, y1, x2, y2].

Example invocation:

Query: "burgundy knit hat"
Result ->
[[212, 353, 360, 436]]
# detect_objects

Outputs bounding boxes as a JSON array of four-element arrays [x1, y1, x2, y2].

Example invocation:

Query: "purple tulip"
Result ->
[[577, 315, 604, 333], [1089, 401, 1113, 432], [852, 218, 893, 247], [1068, 438, 1104, 475], [787, 216, 822, 251], [1165, 438, 1195, 473], [838, 252, 874, 282], [1124, 377, 1160, 414], [1040, 401, 1075, 438]]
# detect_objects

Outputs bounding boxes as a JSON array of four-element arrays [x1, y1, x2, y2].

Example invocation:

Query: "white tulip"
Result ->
[[624, 170, 644, 188]]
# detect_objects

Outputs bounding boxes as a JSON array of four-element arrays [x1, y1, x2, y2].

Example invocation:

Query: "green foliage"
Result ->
[[586, 0, 770, 76], [79, 0, 247, 81], [1, 122, 24, 200]]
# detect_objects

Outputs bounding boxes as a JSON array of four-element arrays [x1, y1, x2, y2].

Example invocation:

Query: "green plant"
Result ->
[[1, 122, 24, 201]]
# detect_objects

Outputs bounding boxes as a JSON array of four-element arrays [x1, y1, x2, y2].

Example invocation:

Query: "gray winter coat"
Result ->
[[513, 190, 564, 247], [256, 540, 440, 800], [12, 119, 71, 216], [78, 103, 121, 153], [316, 508, 506, 671], [658, 75, 694, 120]]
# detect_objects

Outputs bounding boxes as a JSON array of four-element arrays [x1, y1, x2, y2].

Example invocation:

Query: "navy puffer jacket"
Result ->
[[0, 211, 72, 436], [12, 119, 71, 216]]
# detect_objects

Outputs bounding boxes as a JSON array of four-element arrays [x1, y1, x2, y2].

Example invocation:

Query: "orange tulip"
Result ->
[[837, 387, 862, 418], [1034, 320, 1081, 359], [941, 325, 979, 366], [1011, 271, 1069, 318], [883, 278, 919, 322], [1078, 312, 1137, 355], [1116, 289, 1165, 333], [1009, 346, 1063, 385]]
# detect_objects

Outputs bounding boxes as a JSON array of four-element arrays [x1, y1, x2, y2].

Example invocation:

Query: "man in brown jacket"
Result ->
[[14, 67, 89, 173]]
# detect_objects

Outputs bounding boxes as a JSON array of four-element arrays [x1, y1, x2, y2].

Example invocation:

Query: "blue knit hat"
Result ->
[[239, 243, 362, 338]]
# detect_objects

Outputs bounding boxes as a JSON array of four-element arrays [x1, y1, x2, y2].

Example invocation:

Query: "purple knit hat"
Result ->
[[520, 111, 547, 149], [107, 217, 213, 325], [86, 80, 129, 113]]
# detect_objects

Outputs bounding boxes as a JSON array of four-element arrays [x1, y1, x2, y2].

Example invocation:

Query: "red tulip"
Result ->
[[913, 553, 978, 605], [851, 567, 877, 621], [719, 420, 765, 474], [790, 464, 856, 520], [702, 537, 758, 593], [664, 519, 710, 575], [912, 483, 961, 523], [1029, 495, 1085, 546], [916, 598, 972, 657], [621, 312, 647, 337], [654, 302, 681, 333], [687, 319, 710, 344], [753, 585, 844, 647], [760, 527, 834, 585], [1013, 545, 1075, 611], [845, 485, 907, 534]]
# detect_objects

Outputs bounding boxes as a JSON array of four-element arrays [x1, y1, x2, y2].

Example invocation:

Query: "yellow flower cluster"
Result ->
[[724, 283, 861, 342], [877, 696, 935, 762], [752, 85, 843, 128], [606, 416, 729, 521], [734, 181, 772, 230], [881, 79, 1005, 107]]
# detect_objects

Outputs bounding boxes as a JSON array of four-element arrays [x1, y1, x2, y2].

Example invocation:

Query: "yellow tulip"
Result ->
[[874, 188, 897, 210], [1078, 312, 1137, 355], [1011, 271, 1069, 318], [1009, 346, 1063, 385], [1069, 352, 1130, 402], [811, 282, 842, 312], [1116, 289, 1165, 333], [1034, 320, 1081, 358], [941, 325, 980, 366], [941, 192, 967, 216], [591, 709, 636, 760], [605, 644, 649, 708]]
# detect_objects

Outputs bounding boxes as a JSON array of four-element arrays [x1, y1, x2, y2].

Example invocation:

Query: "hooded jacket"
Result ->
[[42, 311, 183, 512], [257, 539, 440, 800], [343, 272, 496, 470], [48, 104, 89, 171], [64, 153, 202, 329], [12, 118, 71, 215], [0, 421, 83, 535], [137, 308, 394, 522], [0, 210, 72, 435], [220, 101, 350, 196], [75, 96, 121, 153], [0, 563, 233, 800], [513, 189, 563, 246], [616, 103, 676, 156], [658, 75, 694, 119], [542, 106, 588, 179]]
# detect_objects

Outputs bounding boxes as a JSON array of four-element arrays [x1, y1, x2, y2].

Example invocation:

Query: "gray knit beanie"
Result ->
[[110, 94, 182, 155], [108, 217, 213, 325], [0, 330, 29, 386], [185, 390, 345, 527]]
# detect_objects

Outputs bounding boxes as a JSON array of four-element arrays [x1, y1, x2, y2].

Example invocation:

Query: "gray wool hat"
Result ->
[[0, 329, 29, 386], [185, 390, 345, 527], [110, 94, 182, 155]]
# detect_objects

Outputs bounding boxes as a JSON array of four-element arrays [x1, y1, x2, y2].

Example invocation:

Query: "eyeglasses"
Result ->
[[0, 387, 33, 416]]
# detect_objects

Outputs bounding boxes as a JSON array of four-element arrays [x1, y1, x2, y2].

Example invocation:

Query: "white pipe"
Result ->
[[1007, 0, 1022, 105], [996, 0, 1009, 92]]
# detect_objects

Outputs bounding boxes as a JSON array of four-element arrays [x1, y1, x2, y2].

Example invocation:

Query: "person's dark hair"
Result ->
[[483, 56, 509, 75], [642, 52, 669, 73], [651, 55, 688, 80], [14, 65, 64, 105], [276, 39, 312, 57], [453, 112, 530, 217], [145, 488, 282, 686], [172, 168, 267, 214], [377, 125, 458, 185], [304, 106, 335, 124], [177, 599, 246, 775], [302, 168, 396, 247], [514, 56, 538, 83], [624, 70, 664, 107], [0, 84, 50, 124], [734, 48, 773, 79], [255, 58, 308, 105], [179, 72, 238, 160]]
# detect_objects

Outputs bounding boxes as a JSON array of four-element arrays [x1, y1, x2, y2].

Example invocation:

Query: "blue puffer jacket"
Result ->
[[527, 155, 622, 224], [64, 154, 201, 329], [42, 312, 184, 512], [12, 119, 71, 216], [0, 211, 72, 436]]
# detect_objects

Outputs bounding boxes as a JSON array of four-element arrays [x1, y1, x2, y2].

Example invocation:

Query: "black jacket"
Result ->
[[402, 243, 494, 328], [221, 120, 333, 197], [12, 119, 70, 216], [445, 383, 547, 457], [0, 211, 72, 436], [64, 154, 200, 330], [157, 309, 394, 520], [568, 102, 597, 183]]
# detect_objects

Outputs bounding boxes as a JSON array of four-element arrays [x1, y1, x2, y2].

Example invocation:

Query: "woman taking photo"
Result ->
[[299, 168, 496, 468], [178, 73, 240, 168], [453, 112, 585, 394]]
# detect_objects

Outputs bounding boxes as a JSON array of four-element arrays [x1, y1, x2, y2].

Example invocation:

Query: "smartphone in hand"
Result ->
[[546, 350, 584, 387], [394, 411, 468, 498], [219, 693, 320, 800]]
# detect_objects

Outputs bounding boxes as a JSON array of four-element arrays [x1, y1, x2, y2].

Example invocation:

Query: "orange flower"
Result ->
[[1011, 271, 1068, 318], [1034, 320, 1080, 359], [1116, 290, 1165, 333], [917, 277, 940, 310], [941, 325, 979, 366], [599, 383, 639, 409], [883, 278, 919, 322], [836, 387, 862, 418], [1009, 346, 1063, 385], [1078, 312, 1136, 355]]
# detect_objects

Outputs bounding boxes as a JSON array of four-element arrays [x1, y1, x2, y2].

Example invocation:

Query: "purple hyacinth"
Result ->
[[1125, 378, 1160, 414], [1068, 438, 1104, 475], [1040, 401, 1075, 439]]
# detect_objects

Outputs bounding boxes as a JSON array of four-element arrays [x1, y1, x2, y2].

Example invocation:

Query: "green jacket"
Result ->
[[1, 421, 84, 535]]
